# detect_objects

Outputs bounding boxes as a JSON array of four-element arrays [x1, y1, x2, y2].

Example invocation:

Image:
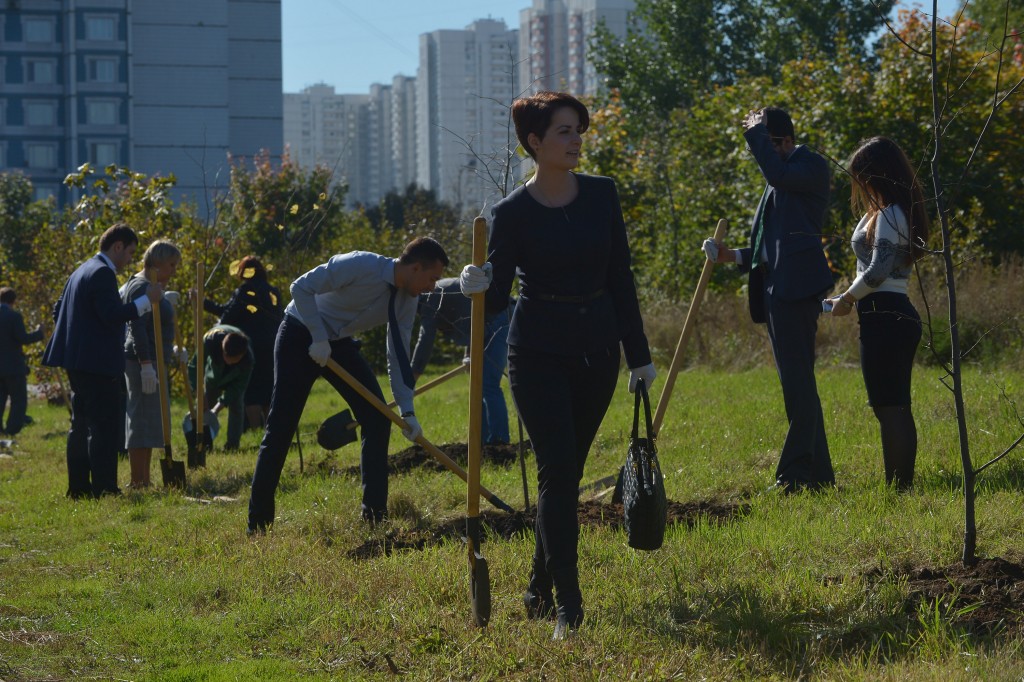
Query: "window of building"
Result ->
[[24, 17, 55, 43], [0, 143, 6, 169], [86, 100, 118, 125], [26, 59, 56, 84], [26, 143, 57, 168], [25, 101, 57, 126], [33, 186, 57, 201], [90, 141, 118, 167], [87, 57, 117, 83], [85, 16, 116, 41]]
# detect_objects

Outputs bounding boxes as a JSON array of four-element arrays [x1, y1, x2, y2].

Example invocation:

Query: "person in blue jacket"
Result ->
[[0, 287, 44, 436]]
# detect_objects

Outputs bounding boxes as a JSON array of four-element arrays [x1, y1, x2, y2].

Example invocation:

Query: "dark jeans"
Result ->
[[248, 315, 392, 529], [508, 343, 620, 610], [764, 288, 835, 488], [66, 369, 123, 497], [0, 373, 29, 435], [858, 292, 921, 407]]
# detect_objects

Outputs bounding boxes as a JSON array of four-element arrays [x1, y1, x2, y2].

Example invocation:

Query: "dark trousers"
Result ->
[[508, 343, 619, 609], [66, 369, 123, 497], [248, 315, 392, 529], [0, 373, 29, 435], [764, 289, 835, 488], [858, 292, 921, 407]]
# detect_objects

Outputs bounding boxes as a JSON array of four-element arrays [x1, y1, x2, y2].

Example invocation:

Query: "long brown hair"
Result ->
[[848, 136, 930, 263]]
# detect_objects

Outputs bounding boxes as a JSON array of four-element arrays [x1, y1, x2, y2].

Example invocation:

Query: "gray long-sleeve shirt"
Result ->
[[286, 251, 416, 414]]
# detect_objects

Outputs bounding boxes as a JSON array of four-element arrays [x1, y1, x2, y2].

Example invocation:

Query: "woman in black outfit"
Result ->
[[461, 91, 656, 639], [204, 255, 283, 430]]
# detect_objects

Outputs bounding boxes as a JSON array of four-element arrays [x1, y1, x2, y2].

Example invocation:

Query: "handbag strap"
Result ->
[[631, 378, 655, 441]]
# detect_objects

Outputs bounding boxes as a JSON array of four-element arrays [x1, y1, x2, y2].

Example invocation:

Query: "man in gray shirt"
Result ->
[[411, 277, 511, 444], [248, 237, 449, 532]]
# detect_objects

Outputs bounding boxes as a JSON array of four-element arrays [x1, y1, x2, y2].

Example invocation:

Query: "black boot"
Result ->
[[552, 603, 584, 640], [874, 405, 917, 492], [523, 566, 555, 620], [551, 566, 583, 640]]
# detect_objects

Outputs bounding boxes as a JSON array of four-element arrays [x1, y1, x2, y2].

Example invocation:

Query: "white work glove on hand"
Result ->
[[628, 363, 657, 394], [459, 263, 492, 295], [172, 345, 189, 365], [401, 414, 422, 442], [140, 363, 159, 394], [308, 340, 332, 367], [701, 238, 719, 262], [164, 290, 180, 307]]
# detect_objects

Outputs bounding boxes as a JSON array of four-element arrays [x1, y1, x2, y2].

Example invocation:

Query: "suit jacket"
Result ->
[[0, 303, 44, 376], [738, 124, 834, 322], [42, 254, 142, 377]]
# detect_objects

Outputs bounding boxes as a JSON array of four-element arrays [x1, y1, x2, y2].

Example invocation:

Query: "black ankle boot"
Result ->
[[523, 588, 555, 620], [552, 604, 584, 640]]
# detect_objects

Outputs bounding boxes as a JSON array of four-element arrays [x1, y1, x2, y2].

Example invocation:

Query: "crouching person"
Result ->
[[189, 324, 253, 451]]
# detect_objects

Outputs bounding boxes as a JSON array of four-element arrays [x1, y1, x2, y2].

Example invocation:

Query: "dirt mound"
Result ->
[[330, 441, 527, 477], [901, 556, 1024, 633], [347, 498, 747, 560]]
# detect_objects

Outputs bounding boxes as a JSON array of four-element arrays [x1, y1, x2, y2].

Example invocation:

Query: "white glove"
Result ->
[[164, 290, 180, 307], [701, 238, 719, 262], [140, 363, 158, 394], [459, 263, 493, 295], [308, 340, 331, 367], [401, 414, 422, 442], [628, 363, 657, 394], [172, 345, 189, 365]]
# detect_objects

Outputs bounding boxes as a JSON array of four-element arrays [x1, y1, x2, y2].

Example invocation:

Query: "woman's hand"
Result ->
[[828, 293, 855, 318]]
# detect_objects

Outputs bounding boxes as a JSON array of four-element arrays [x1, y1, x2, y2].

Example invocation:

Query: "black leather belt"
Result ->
[[530, 289, 606, 304]]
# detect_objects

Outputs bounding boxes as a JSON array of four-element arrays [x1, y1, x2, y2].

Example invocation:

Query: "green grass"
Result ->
[[2, 364, 1024, 680]]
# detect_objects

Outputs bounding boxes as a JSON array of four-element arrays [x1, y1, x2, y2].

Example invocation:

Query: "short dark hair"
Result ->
[[399, 237, 449, 268], [0, 287, 15, 305], [512, 91, 590, 160], [99, 223, 138, 252], [763, 107, 795, 141], [222, 332, 249, 359]]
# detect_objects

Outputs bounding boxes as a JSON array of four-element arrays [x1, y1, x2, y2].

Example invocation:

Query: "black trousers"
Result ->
[[248, 315, 392, 529], [508, 343, 619, 608], [764, 288, 835, 488], [858, 292, 921, 407], [66, 369, 123, 497], [0, 372, 29, 435]]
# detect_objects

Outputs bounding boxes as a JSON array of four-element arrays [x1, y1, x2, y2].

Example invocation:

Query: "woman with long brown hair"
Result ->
[[826, 136, 929, 490]]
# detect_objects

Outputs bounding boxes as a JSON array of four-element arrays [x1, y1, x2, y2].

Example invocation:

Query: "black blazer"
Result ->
[[0, 303, 43, 376], [42, 255, 142, 377], [486, 173, 652, 368], [738, 124, 834, 321]]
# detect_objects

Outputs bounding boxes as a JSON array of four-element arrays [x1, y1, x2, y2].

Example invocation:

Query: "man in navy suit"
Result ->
[[0, 287, 45, 436], [703, 107, 835, 492], [43, 224, 164, 498]]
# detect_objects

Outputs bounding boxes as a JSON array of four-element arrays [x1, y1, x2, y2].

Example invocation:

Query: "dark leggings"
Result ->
[[508, 343, 619, 612], [858, 292, 921, 489]]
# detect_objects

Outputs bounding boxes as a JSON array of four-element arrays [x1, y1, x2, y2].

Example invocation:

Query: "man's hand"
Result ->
[[308, 340, 331, 367], [628, 363, 657, 394], [459, 263, 492, 295], [701, 238, 735, 263], [401, 414, 422, 442], [172, 345, 189, 365], [146, 281, 166, 303], [140, 363, 158, 394], [164, 291, 180, 307], [742, 108, 766, 130]]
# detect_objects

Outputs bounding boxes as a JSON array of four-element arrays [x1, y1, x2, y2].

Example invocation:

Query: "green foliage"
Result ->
[[0, 171, 54, 273]]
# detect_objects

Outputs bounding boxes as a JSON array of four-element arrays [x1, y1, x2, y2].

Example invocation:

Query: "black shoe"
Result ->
[[552, 605, 584, 640], [361, 508, 387, 525], [22, 415, 34, 426], [246, 521, 268, 537], [523, 588, 555, 620]]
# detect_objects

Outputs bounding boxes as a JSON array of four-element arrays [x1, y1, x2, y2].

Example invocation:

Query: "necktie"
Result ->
[[751, 189, 769, 268], [388, 285, 416, 390]]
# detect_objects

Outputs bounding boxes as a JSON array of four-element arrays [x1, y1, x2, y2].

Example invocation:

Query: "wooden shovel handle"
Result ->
[[151, 295, 172, 451], [467, 216, 487, 518]]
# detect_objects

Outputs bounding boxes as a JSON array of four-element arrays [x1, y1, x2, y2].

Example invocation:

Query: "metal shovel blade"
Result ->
[[182, 411, 219, 468], [317, 409, 359, 450], [467, 516, 490, 627], [160, 445, 186, 488]]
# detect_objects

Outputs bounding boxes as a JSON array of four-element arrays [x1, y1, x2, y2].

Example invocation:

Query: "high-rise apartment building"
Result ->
[[0, 0, 282, 207], [416, 19, 520, 212], [519, 0, 634, 97]]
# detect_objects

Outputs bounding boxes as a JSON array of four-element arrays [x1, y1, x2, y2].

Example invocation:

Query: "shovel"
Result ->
[[153, 302, 186, 488], [323, 358, 513, 514], [173, 324, 217, 466], [192, 263, 211, 467], [466, 215, 491, 627]]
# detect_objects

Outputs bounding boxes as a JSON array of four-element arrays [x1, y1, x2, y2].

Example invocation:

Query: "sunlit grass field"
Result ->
[[2, 362, 1023, 680]]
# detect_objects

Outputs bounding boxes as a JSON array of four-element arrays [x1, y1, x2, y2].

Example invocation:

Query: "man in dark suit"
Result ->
[[42, 224, 164, 498], [0, 287, 45, 436], [411, 277, 512, 444], [702, 106, 835, 492]]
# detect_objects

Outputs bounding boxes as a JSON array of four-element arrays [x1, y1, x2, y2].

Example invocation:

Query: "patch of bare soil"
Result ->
[[900, 556, 1024, 633], [329, 441, 527, 478], [347, 498, 748, 560]]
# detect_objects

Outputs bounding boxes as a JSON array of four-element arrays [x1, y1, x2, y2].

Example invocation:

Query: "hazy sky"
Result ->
[[281, 0, 965, 95]]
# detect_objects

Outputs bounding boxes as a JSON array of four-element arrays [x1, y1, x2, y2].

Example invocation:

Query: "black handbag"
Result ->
[[621, 378, 667, 550]]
